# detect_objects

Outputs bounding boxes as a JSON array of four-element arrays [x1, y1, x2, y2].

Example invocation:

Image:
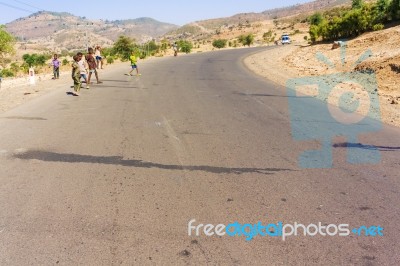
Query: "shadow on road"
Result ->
[[13, 150, 292, 175], [233, 92, 299, 98], [333, 142, 400, 152], [101, 80, 129, 83], [2, 116, 47, 121]]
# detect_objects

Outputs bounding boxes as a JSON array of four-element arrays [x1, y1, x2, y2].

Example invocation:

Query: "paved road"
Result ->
[[0, 48, 399, 265]]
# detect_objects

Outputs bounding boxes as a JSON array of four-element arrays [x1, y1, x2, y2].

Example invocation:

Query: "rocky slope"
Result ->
[[165, 0, 351, 40]]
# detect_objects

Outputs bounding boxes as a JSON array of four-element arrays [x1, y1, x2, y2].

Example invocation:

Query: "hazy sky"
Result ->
[[0, 0, 312, 25]]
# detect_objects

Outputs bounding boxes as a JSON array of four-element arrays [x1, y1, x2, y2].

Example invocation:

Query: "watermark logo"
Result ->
[[188, 219, 384, 241], [286, 43, 382, 168]]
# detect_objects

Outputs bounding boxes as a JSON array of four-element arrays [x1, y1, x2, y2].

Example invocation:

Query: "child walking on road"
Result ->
[[127, 51, 141, 76], [72, 54, 82, 96]]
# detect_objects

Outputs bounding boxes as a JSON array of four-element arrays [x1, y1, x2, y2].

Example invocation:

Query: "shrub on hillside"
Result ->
[[238, 34, 254, 47], [0, 68, 15, 77], [373, 23, 385, 31], [212, 39, 227, 49], [308, 0, 399, 43], [177, 40, 193, 54]]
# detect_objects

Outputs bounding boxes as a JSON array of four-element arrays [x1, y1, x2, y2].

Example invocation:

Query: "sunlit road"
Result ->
[[0, 48, 399, 265]]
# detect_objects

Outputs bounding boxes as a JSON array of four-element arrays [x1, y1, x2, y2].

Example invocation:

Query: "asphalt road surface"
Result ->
[[0, 48, 399, 265]]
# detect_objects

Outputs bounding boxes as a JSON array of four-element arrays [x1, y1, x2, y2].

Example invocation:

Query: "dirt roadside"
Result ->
[[0, 60, 147, 114], [244, 26, 400, 127]]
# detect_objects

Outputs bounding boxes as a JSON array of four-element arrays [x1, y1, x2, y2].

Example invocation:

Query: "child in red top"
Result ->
[[85, 47, 102, 89]]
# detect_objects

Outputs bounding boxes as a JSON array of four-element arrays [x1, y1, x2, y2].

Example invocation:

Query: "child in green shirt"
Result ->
[[72, 54, 82, 96]]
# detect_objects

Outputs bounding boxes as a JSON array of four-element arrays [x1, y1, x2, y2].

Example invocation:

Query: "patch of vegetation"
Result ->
[[263, 30, 276, 45], [212, 39, 228, 49], [22, 54, 50, 67], [0, 26, 15, 68], [0, 68, 15, 77], [309, 0, 400, 43], [111, 36, 137, 61], [107, 56, 115, 64], [177, 40, 193, 54], [238, 34, 254, 47]]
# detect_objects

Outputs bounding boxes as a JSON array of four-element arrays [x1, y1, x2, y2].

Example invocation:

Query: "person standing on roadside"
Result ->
[[72, 54, 82, 96], [85, 47, 102, 89], [95, 46, 104, 69], [51, 54, 60, 79]]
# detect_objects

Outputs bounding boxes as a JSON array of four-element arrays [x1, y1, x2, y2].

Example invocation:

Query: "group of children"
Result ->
[[70, 48, 103, 96], [50, 48, 141, 97]]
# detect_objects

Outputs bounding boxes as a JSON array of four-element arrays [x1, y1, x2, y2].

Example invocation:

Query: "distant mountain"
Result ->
[[5, 11, 179, 45]]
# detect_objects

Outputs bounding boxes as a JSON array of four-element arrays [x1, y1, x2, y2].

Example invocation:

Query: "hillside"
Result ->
[[165, 0, 351, 40], [5, 11, 178, 46]]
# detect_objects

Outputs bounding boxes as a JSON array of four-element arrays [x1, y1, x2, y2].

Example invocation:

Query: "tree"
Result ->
[[177, 40, 193, 54], [212, 39, 227, 49], [374, 0, 390, 23], [390, 0, 400, 20], [144, 40, 159, 56], [112, 35, 136, 61], [0, 25, 15, 68], [309, 13, 324, 26], [309, 25, 320, 43], [22, 54, 47, 67]]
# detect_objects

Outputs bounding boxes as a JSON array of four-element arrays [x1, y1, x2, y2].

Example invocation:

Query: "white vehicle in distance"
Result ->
[[281, 34, 291, 45]]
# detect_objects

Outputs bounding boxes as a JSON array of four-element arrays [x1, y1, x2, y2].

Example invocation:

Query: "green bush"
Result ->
[[263, 30, 275, 44], [308, 0, 398, 43], [309, 13, 324, 26], [112, 35, 137, 61], [0, 68, 15, 77], [177, 40, 193, 54], [212, 39, 227, 49], [0, 26, 15, 68], [390, 0, 400, 19], [101, 47, 113, 57], [9, 62, 20, 74], [238, 34, 254, 47], [106, 56, 114, 64], [62, 58, 69, 66], [20, 62, 29, 73], [22, 54, 48, 67], [373, 23, 385, 31]]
